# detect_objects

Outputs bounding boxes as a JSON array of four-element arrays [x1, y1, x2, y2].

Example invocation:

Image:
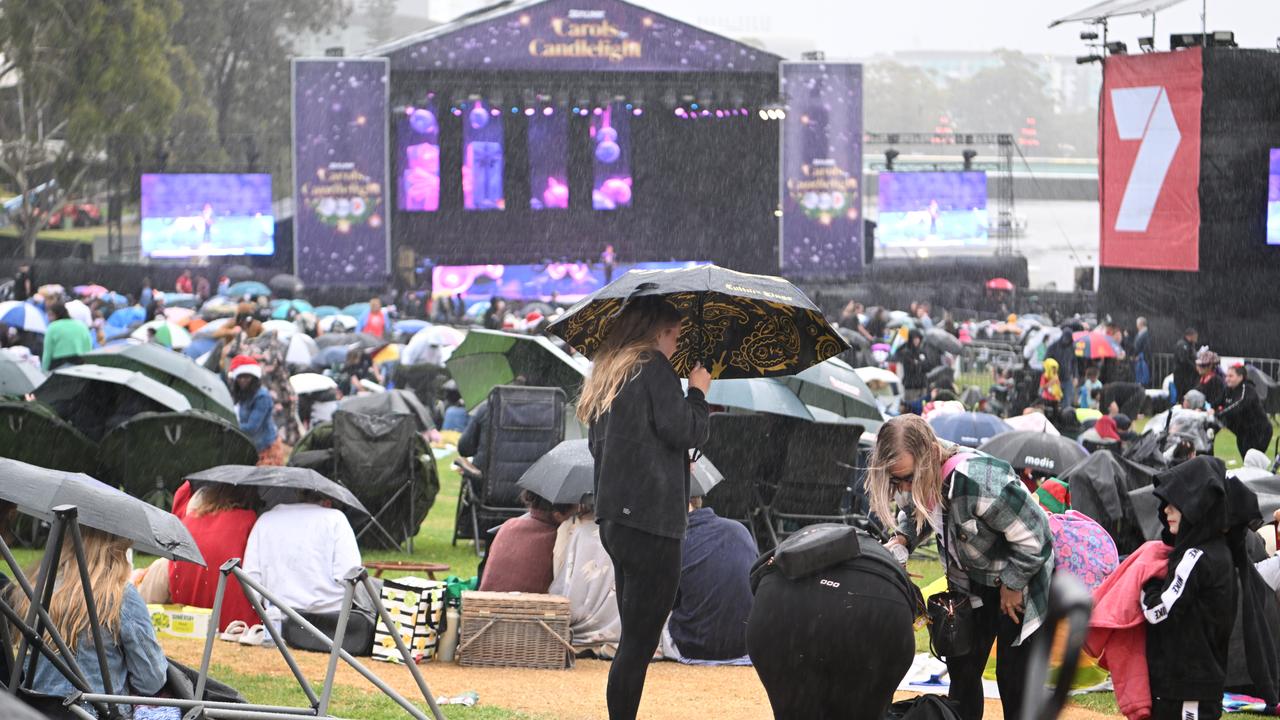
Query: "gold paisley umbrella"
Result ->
[[546, 265, 848, 379]]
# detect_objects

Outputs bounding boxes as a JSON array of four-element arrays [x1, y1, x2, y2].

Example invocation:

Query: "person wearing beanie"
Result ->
[[228, 355, 281, 464], [1195, 348, 1227, 408]]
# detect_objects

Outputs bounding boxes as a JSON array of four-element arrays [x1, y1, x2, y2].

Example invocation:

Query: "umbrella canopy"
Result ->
[[978, 430, 1088, 476], [393, 319, 431, 339], [36, 365, 193, 441], [162, 307, 196, 324], [225, 280, 271, 298], [446, 329, 587, 409], [221, 264, 255, 281], [342, 302, 371, 318], [286, 333, 320, 366], [310, 345, 352, 369], [65, 299, 93, 327], [0, 400, 99, 474], [1073, 329, 1124, 360], [74, 284, 110, 299], [132, 320, 192, 349], [200, 296, 239, 319], [315, 331, 380, 350], [164, 293, 199, 309], [517, 439, 722, 505], [703, 376, 815, 421], [193, 317, 233, 338], [0, 353, 44, 395], [98, 410, 258, 505], [0, 457, 203, 563], [80, 342, 235, 420], [269, 273, 305, 296], [1004, 412, 1062, 435], [271, 298, 314, 319], [0, 301, 48, 333], [318, 314, 358, 334], [290, 372, 338, 395], [929, 412, 1013, 448], [313, 305, 341, 318], [338, 388, 433, 431], [186, 464, 368, 517], [547, 265, 846, 380], [779, 357, 884, 425], [261, 319, 298, 338], [106, 304, 146, 329], [372, 344, 402, 366], [924, 328, 964, 355], [986, 277, 1015, 292], [405, 325, 466, 366]]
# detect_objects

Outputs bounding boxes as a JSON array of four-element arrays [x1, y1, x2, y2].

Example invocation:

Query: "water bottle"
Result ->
[[438, 607, 460, 662]]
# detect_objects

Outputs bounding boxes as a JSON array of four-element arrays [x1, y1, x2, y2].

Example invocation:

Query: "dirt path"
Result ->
[[162, 637, 1117, 719]]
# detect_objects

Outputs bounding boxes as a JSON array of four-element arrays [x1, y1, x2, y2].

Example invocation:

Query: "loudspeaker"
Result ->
[[1074, 266, 1094, 291], [864, 219, 877, 266]]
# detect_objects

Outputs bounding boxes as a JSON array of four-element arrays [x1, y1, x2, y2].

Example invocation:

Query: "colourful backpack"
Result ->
[[1047, 510, 1118, 591]]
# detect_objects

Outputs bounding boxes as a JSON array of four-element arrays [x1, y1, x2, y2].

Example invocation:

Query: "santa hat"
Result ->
[[228, 355, 261, 379]]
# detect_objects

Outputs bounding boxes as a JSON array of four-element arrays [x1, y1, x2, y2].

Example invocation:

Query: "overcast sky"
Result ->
[[631, 0, 1280, 58]]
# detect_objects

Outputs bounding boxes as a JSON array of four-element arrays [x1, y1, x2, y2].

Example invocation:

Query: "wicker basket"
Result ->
[[458, 591, 574, 669]]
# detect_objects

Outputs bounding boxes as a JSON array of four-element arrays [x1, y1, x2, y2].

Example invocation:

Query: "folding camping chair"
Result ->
[[762, 421, 865, 547], [698, 413, 785, 547], [454, 385, 566, 555], [329, 409, 434, 552]]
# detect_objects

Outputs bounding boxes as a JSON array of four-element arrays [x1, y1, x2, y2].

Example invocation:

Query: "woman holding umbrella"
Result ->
[[579, 296, 710, 720], [870, 415, 1053, 720]]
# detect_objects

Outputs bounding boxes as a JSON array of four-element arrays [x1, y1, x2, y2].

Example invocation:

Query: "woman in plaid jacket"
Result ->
[[869, 415, 1054, 720]]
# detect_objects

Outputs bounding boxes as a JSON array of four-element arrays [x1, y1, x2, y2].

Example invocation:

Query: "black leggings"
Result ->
[[746, 565, 916, 720], [599, 521, 682, 720], [1151, 698, 1222, 720], [945, 583, 1041, 720], [1236, 426, 1273, 459]]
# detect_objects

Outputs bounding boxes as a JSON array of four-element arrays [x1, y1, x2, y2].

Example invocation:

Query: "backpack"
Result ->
[[884, 694, 964, 720]]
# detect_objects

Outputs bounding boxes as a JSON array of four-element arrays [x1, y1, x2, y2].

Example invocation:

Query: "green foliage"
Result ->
[[865, 62, 948, 134]]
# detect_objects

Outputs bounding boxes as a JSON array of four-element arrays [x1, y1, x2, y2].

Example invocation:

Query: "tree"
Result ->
[[365, 0, 398, 49], [0, 0, 184, 256], [170, 0, 352, 186], [945, 50, 1054, 140], [864, 62, 948, 133]]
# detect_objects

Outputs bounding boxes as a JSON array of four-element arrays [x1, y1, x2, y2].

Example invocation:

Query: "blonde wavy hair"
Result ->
[[187, 484, 257, 518], [9, 527, 133, 652], [866, 414, 958, 534], [576, 296, 684, 424]]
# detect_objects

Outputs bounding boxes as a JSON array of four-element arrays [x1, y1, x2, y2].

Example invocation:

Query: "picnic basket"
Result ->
[[457, 591, 574, 669]]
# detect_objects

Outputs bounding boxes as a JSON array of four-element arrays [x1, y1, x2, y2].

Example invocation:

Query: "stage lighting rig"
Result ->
[[962, 149, 977, 171], [884, 149, 899, 171], [1105, 41, 1127, 54], [1138, 36, 1155, 52], [1076, 55, 1102, 64]]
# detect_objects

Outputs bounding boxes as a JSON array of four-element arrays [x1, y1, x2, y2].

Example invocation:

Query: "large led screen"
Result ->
[[877, 171, 988, 247], [1268, 148, 1280, 245], [140, 173, 274, 257]]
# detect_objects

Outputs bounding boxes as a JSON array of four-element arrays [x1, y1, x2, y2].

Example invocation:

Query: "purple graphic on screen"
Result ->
[[780, 63, 863, 278], [591, 104, 631, 210], [1268, 148, 1280, 245], [397, 99, 440, 212], [877, 171, 988, 248], [384, 0, 780, 74], [462, 100, 505, 210], [292, 58, 390, 286], [140, 174, 274, 258], [529, 111, 569, 210], [433, 260, 707, 303]]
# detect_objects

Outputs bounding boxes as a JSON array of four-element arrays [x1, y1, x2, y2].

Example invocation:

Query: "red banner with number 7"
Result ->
[[1100, 48, 1203, 271]]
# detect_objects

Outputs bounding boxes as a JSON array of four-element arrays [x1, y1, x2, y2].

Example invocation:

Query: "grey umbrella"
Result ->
[[779, 357, 884, 425], [338, 389, 433, 431], [36, 365, 191, 413], [185, 464, 368, 517], [0, 691, 45, 720], [0, 352, 44, 395], [80, 342, 235, 420], [517, 439, 722, 505], [924, 328, 964, 355], [0, 458, 203, 563]]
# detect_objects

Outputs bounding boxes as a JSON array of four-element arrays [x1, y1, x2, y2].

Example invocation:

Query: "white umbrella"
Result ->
[[130, 320, 192, 350], [1004, 412, 1061, 436], [289, 372, 338, 395], [194, 317, 232, 338], [286, 333, 319, 366], [65, 299, 93, 327], [318, 314, 357, 333], [261, 319, 298, 338], [405, 325, 465, 365], [0, 301, 48, 334]]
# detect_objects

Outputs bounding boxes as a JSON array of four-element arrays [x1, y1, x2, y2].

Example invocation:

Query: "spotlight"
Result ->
[[962, 149, 977, 171], [884, 148, 899, 171], [524, 108, 535, 116], [543, 106, 554, 116], [1138, 36, 1155, 52], [1075, 55, 1103, 64], [1105, 41, 1127, 54], [633, 108, 643, 116], [1079, 31, 1098, 41], [759, 109, 768, 120]]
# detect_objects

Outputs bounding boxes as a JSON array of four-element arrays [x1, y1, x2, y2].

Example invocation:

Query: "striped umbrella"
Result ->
[[1072, 330, 1124, 360], [0, 301, 47, 333]]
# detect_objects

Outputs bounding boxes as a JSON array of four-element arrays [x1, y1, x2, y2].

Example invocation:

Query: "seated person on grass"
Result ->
[[550, 502, 621, 657], [479, 490, 577, 594]]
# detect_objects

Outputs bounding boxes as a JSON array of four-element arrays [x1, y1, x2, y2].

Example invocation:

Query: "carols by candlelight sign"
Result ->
[[527, 10, 643, 63]]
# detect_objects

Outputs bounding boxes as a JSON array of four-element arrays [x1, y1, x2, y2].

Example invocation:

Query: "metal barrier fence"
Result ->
[[957, 340, 1022, 378], [1147, 353, 1280, 388]]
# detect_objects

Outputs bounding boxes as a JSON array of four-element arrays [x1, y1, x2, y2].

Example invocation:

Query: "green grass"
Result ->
[[0, 225, 103, 244], [208, 663, 545, 719]]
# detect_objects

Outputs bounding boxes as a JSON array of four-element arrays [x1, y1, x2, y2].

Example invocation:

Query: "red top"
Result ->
[[172, 481, 193, 518], [365, 311, 386, 338], [169, 508, 260, 631], [477, 511, 560, 593], [175, 276, 193, 294]]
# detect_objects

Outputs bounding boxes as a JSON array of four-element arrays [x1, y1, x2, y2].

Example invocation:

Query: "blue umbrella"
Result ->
[[106, 305, 146, 329], [0, 301, 47, 333], [311, 345, 352, 369], [100, 292, 129, 306], [466, 301, 490, 318], [393, 319, 430, 338], [164, 293, 199, 309], [929, 412, 1014, 448], [271, 299, 314, 319], [313, 305, 341, 318], [225, 280, 271, 298], [342, 302, 370, 318]]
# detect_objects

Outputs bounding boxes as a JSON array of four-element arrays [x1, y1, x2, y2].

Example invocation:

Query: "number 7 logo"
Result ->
[[1110, 86, 1182, 232]]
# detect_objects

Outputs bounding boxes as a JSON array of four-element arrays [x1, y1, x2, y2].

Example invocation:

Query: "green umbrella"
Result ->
[[0, 400, 98, 474], [35, 365, 192, 441], [779, 357, 884, 426], [0, 353, 45, 396], [80, 343, 235, 421], [446, 329, 587, 409]]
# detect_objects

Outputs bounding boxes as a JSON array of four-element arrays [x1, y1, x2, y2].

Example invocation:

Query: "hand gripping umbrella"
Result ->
[[547, 265, 848, 379]]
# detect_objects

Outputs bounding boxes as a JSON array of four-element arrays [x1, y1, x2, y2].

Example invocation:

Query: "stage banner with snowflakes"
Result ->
[[779, 62, 863, 278], [292, 58, 390, 286]]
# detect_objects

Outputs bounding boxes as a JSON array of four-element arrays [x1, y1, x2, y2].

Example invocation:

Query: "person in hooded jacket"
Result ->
[[895, 330, 931, 404], [1142, 456, 1237, 720], [1195, 348, 1227, 409], [1045, 326, 1078, 409], [1216, 364, 1272, 457]]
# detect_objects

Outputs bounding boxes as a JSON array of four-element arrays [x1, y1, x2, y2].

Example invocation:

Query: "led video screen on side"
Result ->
[[140, 173, 275, 257], [877, 171, 988, 247], [1268, 148, 1280, 245]]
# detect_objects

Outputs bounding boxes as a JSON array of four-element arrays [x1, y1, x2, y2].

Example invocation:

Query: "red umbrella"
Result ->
[[986, 277, 1014, 292], [1072, 329, 1123, 359]]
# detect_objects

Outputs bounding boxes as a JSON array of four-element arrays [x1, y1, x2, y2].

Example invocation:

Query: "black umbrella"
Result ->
[[0, 353, 44, 395], [222, 264, 254, 281], [517, 439, 722, 505], [547, 265, 847, 379], [837, 326, 870, 350], [0, 458, 203, 563], [779, 357, 884, 426], [185, 464, 368, 517], [268, 273, 305, 298], [35, 365, 192, 442], [0, 400, 99, 474], [80, 342, 235, 421], [924, 328, 964, 355], [338, 389, 433, 431], [315, 332, 381, 350], [977, 430, 1088, 476]]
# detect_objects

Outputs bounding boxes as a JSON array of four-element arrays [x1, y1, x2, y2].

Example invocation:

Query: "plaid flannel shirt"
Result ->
[[898, 454, 1054, 644]]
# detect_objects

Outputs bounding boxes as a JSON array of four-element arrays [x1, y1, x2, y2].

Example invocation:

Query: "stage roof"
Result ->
[[367, 0, 783, 74], [1049, 0, 1189, 27]]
